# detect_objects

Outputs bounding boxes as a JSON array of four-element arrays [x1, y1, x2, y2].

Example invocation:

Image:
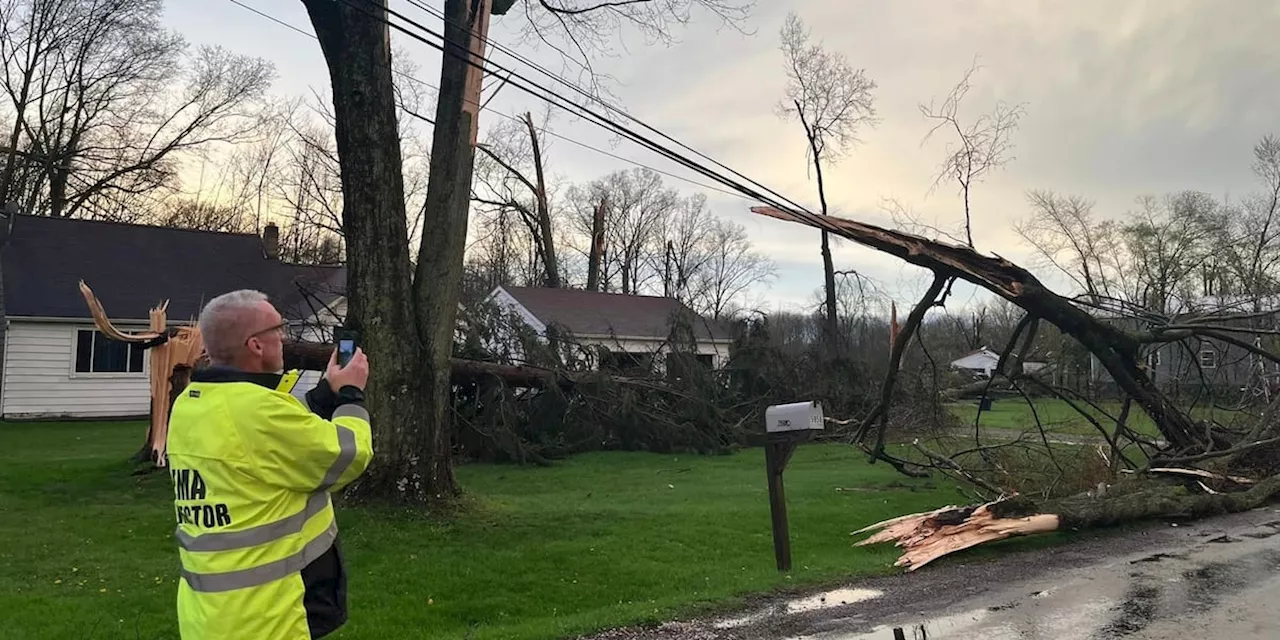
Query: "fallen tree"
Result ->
[[750, 205, 1280, 568], [854, 472, 1280, 571], [77, 280, 583, 468]]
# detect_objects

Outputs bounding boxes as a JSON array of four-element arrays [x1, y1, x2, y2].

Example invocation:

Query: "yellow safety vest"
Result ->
[[167, 367, 373, 640]]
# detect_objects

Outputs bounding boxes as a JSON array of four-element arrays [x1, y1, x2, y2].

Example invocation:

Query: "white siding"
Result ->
[[2, 321, 152, 419], [951, 350, 1000, 373], [591, 336, 733, 371], [1, 321, 326, 420]]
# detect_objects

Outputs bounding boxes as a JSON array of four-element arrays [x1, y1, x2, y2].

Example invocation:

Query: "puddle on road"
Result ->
[[713, 588, 883, 630], [787, 588, 884, 613], [787, 600, 1117, 640]]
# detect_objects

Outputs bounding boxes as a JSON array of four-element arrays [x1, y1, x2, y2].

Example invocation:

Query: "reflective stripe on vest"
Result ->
[[181, 521, 338, 593], [175, 492, 329, 552], [174, 410, 364, 552]]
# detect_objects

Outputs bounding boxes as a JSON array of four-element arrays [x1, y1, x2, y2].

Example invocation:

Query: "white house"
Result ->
[[0, 212, 343, 420], [950, 346, 1047, 379], [484, 285, 734, 374]]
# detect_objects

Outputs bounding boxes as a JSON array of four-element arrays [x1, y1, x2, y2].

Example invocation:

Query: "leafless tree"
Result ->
[[0, 0, 274, 219], [1121, 190, 1227, 315], [304, 0, 757, 505], [507, 0, 752, 102], [776, 11, 878, 351], [1018, 190, 1130, 305], [1220, 135, 1280, 303], [685, 216, 774, 319], [473, 110, 561, 287], [920, 60, 1025, 247], [566, 167, 678, 294], [655, 191, 713, 297], [149, 198, 250, 234]]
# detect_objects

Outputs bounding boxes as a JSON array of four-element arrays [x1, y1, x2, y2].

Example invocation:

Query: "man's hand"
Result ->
[[326, 347, 369, 392]]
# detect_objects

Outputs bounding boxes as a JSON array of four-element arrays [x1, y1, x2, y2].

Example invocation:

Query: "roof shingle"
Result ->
[[1, 214, 344, 322]]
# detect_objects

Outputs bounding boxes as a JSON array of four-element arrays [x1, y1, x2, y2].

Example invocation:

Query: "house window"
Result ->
[[1146, 349, 1161, 368], [601, 350, 651, 374], [74, 330, 145, 374], [1199, 349, 1217, 369]]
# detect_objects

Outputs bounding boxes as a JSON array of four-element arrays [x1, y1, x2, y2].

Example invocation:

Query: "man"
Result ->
[[167, 289, 373, 639]]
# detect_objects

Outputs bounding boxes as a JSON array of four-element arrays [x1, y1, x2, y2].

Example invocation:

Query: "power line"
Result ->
[[342, 0, 811, 217], [224, 0, 753, 201], [395, 0, 810, 213]]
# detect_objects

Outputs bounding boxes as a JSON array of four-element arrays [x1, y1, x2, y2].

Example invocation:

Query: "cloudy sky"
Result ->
[[164, 0, 1280, 314]]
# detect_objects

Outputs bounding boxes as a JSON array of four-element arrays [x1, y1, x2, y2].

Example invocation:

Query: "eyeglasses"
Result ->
[[245, 322, 287, 345]]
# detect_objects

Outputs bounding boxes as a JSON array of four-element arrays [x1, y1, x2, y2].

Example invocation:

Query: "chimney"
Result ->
[[262, 223, 279, 260]]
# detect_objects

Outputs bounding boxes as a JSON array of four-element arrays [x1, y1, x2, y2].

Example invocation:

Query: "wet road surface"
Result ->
[[582, 508, 1280, 639]]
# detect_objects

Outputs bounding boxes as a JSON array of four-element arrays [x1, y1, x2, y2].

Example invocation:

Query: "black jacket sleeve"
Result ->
[[304, 380, 365, 420]]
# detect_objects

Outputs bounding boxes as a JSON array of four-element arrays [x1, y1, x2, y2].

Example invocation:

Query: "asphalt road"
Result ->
[[582, 508, 1280, 639]]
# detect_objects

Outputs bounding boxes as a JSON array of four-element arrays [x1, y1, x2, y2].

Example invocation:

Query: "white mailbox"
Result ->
[[765, 401, 825, 433]]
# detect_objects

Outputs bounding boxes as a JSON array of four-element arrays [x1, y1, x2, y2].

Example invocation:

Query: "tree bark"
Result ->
[[522, 112, 559, 288], [409, 0, 493, 501], [302, 0, 443, 504]]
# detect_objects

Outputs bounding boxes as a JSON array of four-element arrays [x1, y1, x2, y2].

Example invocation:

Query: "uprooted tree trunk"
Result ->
[[751, 205, 1280, 567]]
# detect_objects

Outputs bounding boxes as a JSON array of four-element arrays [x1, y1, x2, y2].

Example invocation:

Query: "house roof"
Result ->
[[498, 286, 733, 342], [1, 214, 344, 323]]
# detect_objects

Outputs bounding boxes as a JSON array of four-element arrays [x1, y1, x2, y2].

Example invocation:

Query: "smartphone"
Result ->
[[335, 329, 359, 367]]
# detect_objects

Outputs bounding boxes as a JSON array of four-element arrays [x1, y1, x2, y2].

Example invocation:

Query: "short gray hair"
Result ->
[[199, 289, 270, 364]]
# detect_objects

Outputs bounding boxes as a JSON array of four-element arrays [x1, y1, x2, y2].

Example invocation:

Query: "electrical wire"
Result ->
[[225, 0, 755, 201], [341, 0, 813, 216], [397, 0, 806, 211]]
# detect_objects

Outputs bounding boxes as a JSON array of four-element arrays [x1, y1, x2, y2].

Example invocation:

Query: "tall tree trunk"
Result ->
[[587, 197, 606, 291], [409, 0, 494, 500], [302, 0, 444, 503], [821, 230, 837, 345], [521, 112, 559, 288], [795, 101, 839, 351]]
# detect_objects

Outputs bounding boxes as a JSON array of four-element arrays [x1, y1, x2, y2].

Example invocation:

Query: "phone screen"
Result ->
[[338, 339, 355, 365]]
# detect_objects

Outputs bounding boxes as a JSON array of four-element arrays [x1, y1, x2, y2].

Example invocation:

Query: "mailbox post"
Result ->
[[764, 401, 824, 572]]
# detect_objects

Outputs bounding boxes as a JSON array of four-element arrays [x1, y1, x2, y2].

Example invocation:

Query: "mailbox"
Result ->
[[765, 401, 824, 433], [762, 400, 824, 572]]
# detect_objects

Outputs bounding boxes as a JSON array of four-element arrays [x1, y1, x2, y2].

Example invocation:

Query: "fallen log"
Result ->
[[280, 341, 574, 389], [854, 474, 1280, 571]]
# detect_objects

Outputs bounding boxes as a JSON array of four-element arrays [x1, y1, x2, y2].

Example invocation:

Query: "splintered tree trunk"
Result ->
[[303, 0, 450, 503], [587, 198, 606, 292], [821, 231, 838, 348], [409, 0, 494, 499], [522, 112, 559, 288]]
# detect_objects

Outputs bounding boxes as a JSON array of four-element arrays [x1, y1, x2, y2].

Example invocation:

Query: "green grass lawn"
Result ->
[[946, 397, 1244, 440], [947, 398, 1165, 438], [0, 421, 1017, 640]]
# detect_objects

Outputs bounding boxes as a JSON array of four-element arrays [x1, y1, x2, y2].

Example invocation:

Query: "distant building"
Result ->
[[484, 286, 734, 375], [949, 346, 1048, 379], [0, 213, 343, 420], [1086, 297, 1280, 398]]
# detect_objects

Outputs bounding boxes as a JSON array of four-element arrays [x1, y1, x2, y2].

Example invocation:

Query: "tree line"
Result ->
[[0, 0, 778, 322]]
